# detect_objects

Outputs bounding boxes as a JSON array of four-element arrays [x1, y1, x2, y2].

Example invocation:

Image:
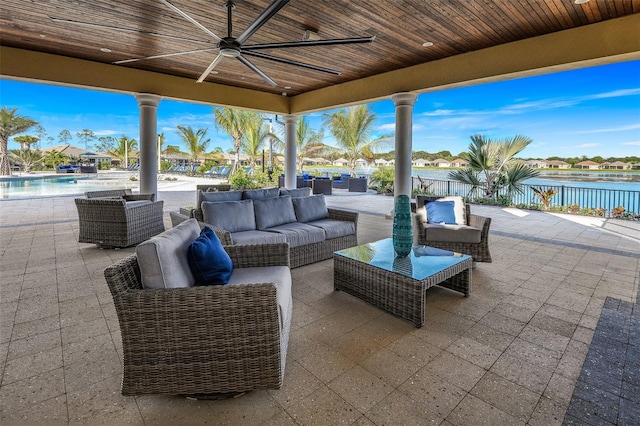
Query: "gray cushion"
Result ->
[[253, 196, 297, 230], [292, 195, 329, 223], [227, 266, 292, 329], [125, 200, 151, 208], [308, 219, 356, 239], [242, 187, 280, 200], [230, 230, 287, 245], [202, 200, 256, 233], [424, 224, 481, 243], [279, 187, 311, 198], [266, 222, 326, 248], [136, 218, 200, 289], [198, 190, 242, 207]]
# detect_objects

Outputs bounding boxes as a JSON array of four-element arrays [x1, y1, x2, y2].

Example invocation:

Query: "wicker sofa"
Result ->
[[413, 195, 492, 263], [184, 187, 358, 268], [75, 190, 164, 248], [103, 218, 292, 395]]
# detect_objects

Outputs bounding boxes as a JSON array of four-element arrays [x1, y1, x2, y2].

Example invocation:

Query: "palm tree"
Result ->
[[448, 134, 539, 200], [42, 149, 68, 170], [241, 119, 269, 171], [271, 116, 326, 174], [0, 107, 38, 176], [322, 105, 388, 176], [13, 135, 39, 150], [214, 107, 262, 172], [10, 148, 43, 173], [177, 125, 210, 174], [107, 136, 138, 168]]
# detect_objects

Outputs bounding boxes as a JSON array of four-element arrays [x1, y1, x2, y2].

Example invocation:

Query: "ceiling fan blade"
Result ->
[[244, 36, 376, 50], [236, 0, 290, 45], [49, 17, 210, 44], [114, 48, 218, 64], [236, 55, 277, 87], [243, 50, 340, 75], [196, 53, 225, 83], [159, 0, 221, 42]]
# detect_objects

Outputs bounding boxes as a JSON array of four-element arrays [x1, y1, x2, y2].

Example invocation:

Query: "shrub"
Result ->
[[369, 166, 394, 193]]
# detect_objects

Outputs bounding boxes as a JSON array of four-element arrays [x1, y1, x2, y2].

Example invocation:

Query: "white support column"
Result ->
[[392, 92, 418, 197], [283, 114, 298, 189], [134, 93, 162, 197]]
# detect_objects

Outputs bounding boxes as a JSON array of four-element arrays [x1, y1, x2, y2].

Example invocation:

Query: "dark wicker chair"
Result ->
[[348, 177, 368, 192], [413, 195, 492, 263], [75, 197, 165, 248], [103, 242, 292, 396]]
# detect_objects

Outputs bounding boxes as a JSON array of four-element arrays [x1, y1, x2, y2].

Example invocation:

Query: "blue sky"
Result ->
[[1, 60, 639, 159]]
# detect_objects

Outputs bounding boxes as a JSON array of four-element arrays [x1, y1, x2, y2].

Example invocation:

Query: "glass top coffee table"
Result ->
[[334, 238, 472, 327]]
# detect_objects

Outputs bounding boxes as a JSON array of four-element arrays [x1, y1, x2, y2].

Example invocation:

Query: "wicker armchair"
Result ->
[[85, 188, 155, 201], [75, 197, 165, 248], [413, 195, 492, 263], [103, 242, 292, 396]]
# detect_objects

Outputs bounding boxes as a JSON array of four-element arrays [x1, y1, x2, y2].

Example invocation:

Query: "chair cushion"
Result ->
[[253, 195, 297, 230], [230, 230, 288, 245], [202, 200, 256, 233], [227, 266, 292, 329], [187, 226, 233, 285], [279, 187, 311, 198], [426, 200, 456, 224], [307, 218, 356, 239], [292, 195, 329, 223], [242, 187, 280, 200], [198, 189, 242, 206], [136, 218, 200, 289], [124, 200, 151, 208], [266, 222, 326, 248], [424, 224, 482, 243]]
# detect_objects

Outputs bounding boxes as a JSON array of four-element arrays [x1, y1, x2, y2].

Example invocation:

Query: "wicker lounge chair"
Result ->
[[103, 231, 292, 396], [413, 195, 492, 263], [75, 196, 165, 248]]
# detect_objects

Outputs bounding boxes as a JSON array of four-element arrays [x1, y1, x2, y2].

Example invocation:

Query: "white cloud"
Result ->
[[94, 130, 119, 136], [575, 143, 600, 148], [570, 123, 640, 134], [622, 141, 640, 146], [422, 109, 457, 116], [582, 88, 640, 100], [377, 123, 396, 131]]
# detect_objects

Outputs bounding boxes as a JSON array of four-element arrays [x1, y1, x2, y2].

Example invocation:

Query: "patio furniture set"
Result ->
[[74, 187, 491, 397]]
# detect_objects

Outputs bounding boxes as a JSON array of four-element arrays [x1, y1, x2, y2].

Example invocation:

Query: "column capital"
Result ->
[[391, 92, 418, 107], [283, 114, 299, 125], [134, 93, 162, 107]]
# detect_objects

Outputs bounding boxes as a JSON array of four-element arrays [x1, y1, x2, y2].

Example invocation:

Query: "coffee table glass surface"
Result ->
[[334, 238, 470, 279]]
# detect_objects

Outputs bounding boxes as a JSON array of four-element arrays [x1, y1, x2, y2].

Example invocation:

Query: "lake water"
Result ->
[[0, 174, 137, 199]]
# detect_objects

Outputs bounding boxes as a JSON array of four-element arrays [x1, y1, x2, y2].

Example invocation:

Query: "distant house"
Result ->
[[546, 160, 571, 169], [333, 158, 349, 166], [601, 161, 630, 170], [632, 163, 640, 170], [450, 158, 469, 167], [575, 160, 601, 169], [525, 159, 547, 168], [432, 158, 451, 167], [375, 159, 390, 166], [413, 158, 429, 167], [43, 145, 112, 165]]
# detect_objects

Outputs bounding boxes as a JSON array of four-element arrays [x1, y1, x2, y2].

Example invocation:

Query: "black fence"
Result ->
[[412, 177, 640, 219]]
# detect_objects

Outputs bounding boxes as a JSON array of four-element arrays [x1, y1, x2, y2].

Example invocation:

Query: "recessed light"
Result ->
[[422, 41, 434, 47], [284, 86, 291, 89], [39, 34, 46, 38], [211, 71, 219, 74], [100, 48, 112, 53], [574, 0, 590, 4]]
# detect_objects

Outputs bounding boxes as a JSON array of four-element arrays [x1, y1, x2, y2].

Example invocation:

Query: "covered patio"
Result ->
[[1, 187, 638, 424]]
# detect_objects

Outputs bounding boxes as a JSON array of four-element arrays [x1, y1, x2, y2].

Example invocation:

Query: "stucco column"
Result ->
[[134, 93, 162, 197], [283, 114, 298, 189], [392, 92, 418, 197]]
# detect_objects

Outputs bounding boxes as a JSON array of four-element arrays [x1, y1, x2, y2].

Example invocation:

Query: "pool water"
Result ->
[[0, 174, 138, 199]]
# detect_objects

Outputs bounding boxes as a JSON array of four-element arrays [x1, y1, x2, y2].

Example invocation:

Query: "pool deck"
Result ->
[[0, 175, 638, 425]]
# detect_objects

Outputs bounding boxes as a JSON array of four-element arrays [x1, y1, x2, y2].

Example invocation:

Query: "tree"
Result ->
[[10, 148, 43, 173], [322, 105, 389, 176], [241, 118, 269, 170], [107, 135, 137, 168], [13, 135, 39, 150], [76, 129, 96, 149], [177, 125, 210, 173], [42, 149, 68, 169], [448, 134, 539, 200], [58, 129, 72, 145], [0, 106, 38, 176], [214, 107, 262, 173], [271, 116, 326, 173]]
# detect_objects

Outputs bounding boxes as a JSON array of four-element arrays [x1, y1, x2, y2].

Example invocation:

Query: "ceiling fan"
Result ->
[[51, 0, 375, 86]]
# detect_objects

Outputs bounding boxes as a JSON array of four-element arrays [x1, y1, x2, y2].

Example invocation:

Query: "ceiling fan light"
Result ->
[[220, 48, 241, 57], [422, 41, 434, 47]]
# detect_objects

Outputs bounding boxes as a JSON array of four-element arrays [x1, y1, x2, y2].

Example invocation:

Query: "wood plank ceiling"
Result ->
[[2, 0, 638, 98]]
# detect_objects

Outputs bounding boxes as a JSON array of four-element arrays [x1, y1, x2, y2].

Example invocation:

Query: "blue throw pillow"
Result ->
[[187, 227, 233, 285], [426, 200, 456, 224]]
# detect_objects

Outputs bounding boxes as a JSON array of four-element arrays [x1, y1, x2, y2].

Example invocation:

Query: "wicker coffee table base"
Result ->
[[334, 255, 472, 327]]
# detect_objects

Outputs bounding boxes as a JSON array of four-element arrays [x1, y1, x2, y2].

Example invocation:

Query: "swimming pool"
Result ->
[[0, 174, 138, 199]]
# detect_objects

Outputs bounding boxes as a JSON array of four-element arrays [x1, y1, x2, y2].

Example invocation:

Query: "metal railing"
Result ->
[[412, 177, 640, 218]]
